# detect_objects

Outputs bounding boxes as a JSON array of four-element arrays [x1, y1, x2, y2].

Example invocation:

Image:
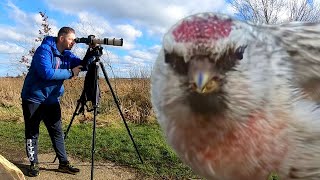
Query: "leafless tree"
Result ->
[[229, 0, 320, 24], [20, 11, 53, 72]]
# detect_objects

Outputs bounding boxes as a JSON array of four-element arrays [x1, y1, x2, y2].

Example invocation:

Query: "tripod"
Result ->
[[53, 45, 143, 180]]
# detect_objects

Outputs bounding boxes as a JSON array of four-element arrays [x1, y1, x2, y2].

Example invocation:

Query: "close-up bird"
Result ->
[[151, 12, 320, 180]]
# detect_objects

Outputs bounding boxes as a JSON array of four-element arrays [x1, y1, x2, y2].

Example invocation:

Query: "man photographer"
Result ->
[[21, 27, 92, 177]]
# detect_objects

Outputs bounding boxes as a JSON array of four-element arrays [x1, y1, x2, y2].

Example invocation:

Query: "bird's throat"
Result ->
[[188, 92, 227, 115]]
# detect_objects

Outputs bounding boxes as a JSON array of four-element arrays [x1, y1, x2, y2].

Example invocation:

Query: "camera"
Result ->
[[75, 35, 123, 46]]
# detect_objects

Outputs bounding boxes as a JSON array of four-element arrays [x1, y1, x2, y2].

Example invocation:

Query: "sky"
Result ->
[[0, 0, 235, 77]]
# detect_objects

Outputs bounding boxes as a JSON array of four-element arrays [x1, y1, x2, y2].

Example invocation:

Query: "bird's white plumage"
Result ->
[[151, 12, 320, 179]]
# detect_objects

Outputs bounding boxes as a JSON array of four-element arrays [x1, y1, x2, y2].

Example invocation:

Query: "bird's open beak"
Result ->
[[190, 72, 219, 94]]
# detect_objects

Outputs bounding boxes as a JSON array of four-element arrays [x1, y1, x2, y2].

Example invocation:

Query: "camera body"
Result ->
[[75, 35, 123, 46]]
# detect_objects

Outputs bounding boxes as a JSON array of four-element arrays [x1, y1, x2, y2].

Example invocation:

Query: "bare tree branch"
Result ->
[[229, 0, 320, 24], [19, 11, 53, 72]]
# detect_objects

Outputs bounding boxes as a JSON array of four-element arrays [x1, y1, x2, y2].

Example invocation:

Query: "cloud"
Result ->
[[0, 1, 60, 55], [71, 12, 142, 50], [0, 26, 28, 42], [5, 1, 57, 37], [113, 24, 142, 49], [45, 0, 231, 35], [6, 1, 29, 26], [92, 43, 160, 75], [0, 1, 63, 76], [129, 50, 153, 61], [111, 44, 160, 71], [0, 41, 25, 54]]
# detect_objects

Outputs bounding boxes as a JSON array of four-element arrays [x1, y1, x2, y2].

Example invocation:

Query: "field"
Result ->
[[0, 76, 153, 125], [0, 77, 199, 179]]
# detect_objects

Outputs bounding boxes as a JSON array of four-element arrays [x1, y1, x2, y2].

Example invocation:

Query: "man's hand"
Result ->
[[72, 65, 82, 78]]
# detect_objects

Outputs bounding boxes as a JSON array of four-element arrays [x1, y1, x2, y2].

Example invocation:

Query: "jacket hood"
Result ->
[[42, 36, 56, 47], [41, 36, 61, 55]]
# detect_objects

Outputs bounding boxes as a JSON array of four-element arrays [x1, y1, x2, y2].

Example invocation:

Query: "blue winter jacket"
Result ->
[[21, 36, 82, 104]]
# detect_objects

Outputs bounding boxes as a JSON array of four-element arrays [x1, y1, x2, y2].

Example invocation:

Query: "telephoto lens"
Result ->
[[75, 36, 123, 46]]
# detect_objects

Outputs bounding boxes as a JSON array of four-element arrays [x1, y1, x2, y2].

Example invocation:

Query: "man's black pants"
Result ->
[[22, 100, 68, 164]]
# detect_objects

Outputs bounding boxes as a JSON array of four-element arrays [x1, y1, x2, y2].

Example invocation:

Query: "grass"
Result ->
[[0, 120, 198, 179]]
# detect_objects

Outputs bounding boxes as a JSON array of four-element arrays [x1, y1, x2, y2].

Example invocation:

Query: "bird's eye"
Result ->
[[164, 52, 188, 75], [234, 45, 247, 60], [215, 45, 247, 71]]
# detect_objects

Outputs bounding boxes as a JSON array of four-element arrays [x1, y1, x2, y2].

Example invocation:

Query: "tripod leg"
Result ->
[[99, 61, 144, 164], [91, 106, 98, 180], [52, 93, 86, 163], [91, 62, 100, 180]]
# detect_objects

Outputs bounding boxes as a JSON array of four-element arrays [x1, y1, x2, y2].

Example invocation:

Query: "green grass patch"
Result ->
[[0, 120, 199, 179]]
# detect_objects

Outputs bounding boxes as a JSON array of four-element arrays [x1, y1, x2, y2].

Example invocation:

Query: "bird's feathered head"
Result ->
[[162, 12, 248, 95], [153, 12, 254, 115]]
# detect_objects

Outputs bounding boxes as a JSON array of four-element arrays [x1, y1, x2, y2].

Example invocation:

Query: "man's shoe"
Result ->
[[57, 161, 80, 174], [28, 163, 40, 177]]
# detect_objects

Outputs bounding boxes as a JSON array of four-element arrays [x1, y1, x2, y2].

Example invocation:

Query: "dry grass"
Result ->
[[0, 76, 155, 125]]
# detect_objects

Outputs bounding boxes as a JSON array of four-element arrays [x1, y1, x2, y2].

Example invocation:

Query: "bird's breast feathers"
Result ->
[[165, 110, 290, 179]]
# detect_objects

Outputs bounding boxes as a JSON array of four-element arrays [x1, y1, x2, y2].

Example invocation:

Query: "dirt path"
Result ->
[[4, 150, 153, 180]]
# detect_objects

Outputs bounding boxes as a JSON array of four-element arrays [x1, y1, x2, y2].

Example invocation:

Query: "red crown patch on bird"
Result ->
[[172, 14, 233, 42]]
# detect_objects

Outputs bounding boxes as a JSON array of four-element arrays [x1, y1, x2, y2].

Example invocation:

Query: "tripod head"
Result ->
[[90, 45, 104, 60], [81, 45, 104, 69]]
